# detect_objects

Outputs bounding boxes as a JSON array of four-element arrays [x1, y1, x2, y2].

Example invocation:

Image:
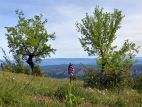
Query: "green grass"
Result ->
[[0, 71, 141, 107]]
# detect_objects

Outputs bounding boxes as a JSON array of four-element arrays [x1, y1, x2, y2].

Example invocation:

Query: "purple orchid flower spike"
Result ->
[[68, 63, 75, 84]]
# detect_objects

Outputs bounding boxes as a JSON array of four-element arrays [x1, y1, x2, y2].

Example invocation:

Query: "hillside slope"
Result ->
[[0, 72, 141, 107]]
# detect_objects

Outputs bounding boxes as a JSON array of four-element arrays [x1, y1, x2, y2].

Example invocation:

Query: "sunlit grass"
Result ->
[[0, 71, 141, 107]]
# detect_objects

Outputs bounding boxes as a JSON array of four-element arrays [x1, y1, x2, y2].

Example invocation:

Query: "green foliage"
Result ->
[[0, 90, 26, 106], [0, 73, 30, 106], [0, 48, 15, 72], [54, 84, 68, 101], [83, 68, 134, 89], [83, 68, 120, 89], [31, 87, 54, 97], [5, 10, 56, 59], [114, 98, 127, 107], [5, 10, 56, 72], [32, 66, 44, 76], [121, 76, 135, 88], [98, 40, 139, 75], [65, 84, 84, 107], [76, 6, 139, 74], [90, 95, 101, 104], [83, 68, 98, 88], [76, 6, 124, 72], [1, 48, 31, 74], [133, 75, 142, 93], [76, 6, 139, 90], [76, 6, 123, 56], [72, 74, 77, 81], [54, 84, 84, 106], [14, 54, 31, 74]]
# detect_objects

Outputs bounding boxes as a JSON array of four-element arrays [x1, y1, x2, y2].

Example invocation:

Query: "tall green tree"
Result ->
[[76, 7, 139, 73], [5, 10, 56, 72]]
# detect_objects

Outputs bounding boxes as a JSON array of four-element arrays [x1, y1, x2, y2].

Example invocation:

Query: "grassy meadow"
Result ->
[[0, 0, 142, 107], [0, 71, 141, 107]]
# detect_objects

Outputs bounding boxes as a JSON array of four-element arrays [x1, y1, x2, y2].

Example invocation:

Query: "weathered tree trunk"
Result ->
[[27, 54, 34, 72]]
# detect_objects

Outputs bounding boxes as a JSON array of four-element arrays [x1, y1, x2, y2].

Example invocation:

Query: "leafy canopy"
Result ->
[[76, 7, 124, 56], [76, 6, 139, 73], [5, 10, 56, 61]]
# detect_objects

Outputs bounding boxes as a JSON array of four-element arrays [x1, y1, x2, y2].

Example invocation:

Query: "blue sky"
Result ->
[[0, 0, 142, 58]]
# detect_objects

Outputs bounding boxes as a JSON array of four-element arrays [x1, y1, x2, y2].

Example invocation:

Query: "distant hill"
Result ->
[[40, 58, 97, 66], [40, 64, 96, 78], [39, 58, 142, 78], [40, 57, 142, 66], [39, 58, 97, 78]]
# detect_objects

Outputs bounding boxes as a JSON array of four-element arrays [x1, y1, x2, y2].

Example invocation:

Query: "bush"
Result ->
[[32, 66, 44, 76], [1, 48, 31, 74], [121, 76, 135, 88], [1, 48, 15, 72], [83, 68, 133, 89], [114, 98, 127, 107], [83, 68, 98, 88], [14, 64, 31, 74], [54, 84, 69, 101], [133, 75, 142, 93]]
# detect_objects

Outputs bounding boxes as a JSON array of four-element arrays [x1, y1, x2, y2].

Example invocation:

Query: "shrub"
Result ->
[[1, 48, 15, 72], [114, 98, 127, 107], [14, 64, 30, 74], [83, 68, 133, 89], [15, 65, 25, 73], [32, 66, 44, 76], [121, 76, 135, 88], [133, 75, 142, 93], [54, 84, 69, 101], [83, 68, 98, 88], [13, 55, 31, 74], [1, 48, 31, 74]]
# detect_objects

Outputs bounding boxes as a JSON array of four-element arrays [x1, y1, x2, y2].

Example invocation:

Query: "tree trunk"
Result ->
[[101, 58, 105, 72], [101, 63, 105, 72], [100, 50, 106, 73], [27, 54, 34, 73]]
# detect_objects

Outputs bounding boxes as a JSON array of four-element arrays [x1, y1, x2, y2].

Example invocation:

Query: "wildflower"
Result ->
[[68, 63, 75, 83]]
